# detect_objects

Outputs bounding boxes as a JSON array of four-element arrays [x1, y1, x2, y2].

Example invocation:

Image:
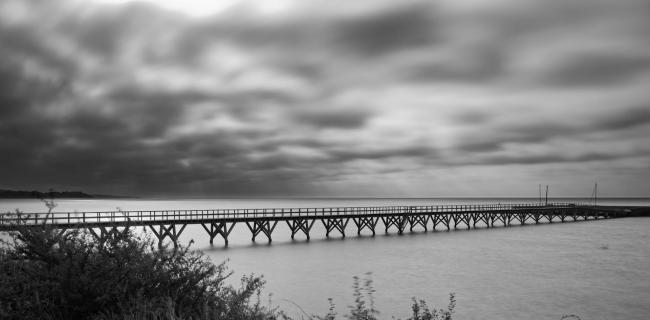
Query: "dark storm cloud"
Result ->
[[594, 107, 650, 131], [61, 2, 174, 59], [406, 59, 504, 84], [175, 1, 439, 60], [102, 86, 232, 139], [455, 141, 503, 153], [1, 0, 649, 196], [453, 121, 578, 154], [454, 105, 650, 155], [328, 146, 435, 162], [405, 46, 506, 84], [538, 52, 650, 87], [334, 3, 437, 56], [107, 86, 215, 106], [0, 26, 78, 79], [474, 152, 630, 166], [294, 108, 373, 129], [451, 110, 493, 126], [166, 131, 254, 160], [0, 61, 69, 164]]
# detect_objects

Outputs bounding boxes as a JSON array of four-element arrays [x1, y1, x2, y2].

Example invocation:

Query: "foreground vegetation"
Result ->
[[0, 221, 455, 320]]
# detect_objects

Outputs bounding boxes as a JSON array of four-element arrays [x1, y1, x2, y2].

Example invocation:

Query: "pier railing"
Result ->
[[2, 202, 632, 247], [1, 202, 575, 227]]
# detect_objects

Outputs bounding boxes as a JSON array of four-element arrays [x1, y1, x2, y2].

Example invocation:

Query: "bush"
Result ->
[[319, 272, 455, 320], [0, 226, 276, 320]]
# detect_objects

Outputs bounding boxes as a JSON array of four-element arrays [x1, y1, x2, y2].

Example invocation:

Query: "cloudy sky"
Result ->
[[1, 0, 649, 197]]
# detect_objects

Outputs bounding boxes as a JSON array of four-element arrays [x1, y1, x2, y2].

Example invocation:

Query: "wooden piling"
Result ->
[[246, 221, 278, 242], [286, 219, 316, 240], [201, 222, 236, 246], [352, 216, 378, 236], [321, 218, 349, 238]]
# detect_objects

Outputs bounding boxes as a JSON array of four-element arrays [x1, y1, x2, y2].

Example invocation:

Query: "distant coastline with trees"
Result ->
[[0, 189, 128, 199]]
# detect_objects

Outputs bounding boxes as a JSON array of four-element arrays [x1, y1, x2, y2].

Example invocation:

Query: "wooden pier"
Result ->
[[0, 203, 642, 247]]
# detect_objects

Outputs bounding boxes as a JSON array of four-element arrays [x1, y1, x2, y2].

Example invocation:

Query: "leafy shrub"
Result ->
[[405, 294, 455, 320], [0, 225, 276, 320]]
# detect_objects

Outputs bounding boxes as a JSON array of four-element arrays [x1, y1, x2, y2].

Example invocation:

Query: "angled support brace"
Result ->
[[322, 218, 349, 238], [201, 222, 237, 246]]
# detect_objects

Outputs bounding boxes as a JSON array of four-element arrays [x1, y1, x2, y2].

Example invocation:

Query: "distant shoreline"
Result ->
[[0, 189, 131, 199]]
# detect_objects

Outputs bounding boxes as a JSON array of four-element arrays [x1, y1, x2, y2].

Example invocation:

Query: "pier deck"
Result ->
[[0, 203, 639, 247]]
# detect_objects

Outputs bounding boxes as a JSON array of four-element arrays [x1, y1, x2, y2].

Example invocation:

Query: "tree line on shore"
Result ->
[[0, 189, 127, 199]]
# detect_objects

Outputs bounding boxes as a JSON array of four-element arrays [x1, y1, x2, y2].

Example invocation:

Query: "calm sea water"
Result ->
[[2, 198, 649, 319]]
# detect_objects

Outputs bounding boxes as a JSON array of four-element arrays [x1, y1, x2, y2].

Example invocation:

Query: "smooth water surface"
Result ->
[[2, 198, 649, 319]]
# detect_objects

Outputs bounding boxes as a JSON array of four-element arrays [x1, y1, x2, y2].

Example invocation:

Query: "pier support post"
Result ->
[[353, 217, 379, 236], [430, 214, 441, 231], [495, 213, 508, 227], [524, 211, 533, 224], [430, 214, 451, 231], [246, 221, 278, 243], [488, 212, 495, 227], [463, 213, 471, 229], [407, 215, 429, 232], [521, 212, 529, 224], [381, 215, 407, 234], [149, 224, 187, 249], [533, 211, 541, 224], [544, 211, 555, 223], [321, 218, 349, 238], [441, 214, 451, 231], [513, 213, 524, 225], [286, 219, 316, 240], [453, 213, 471, 230], [88, 225, 130, 241], [201, 222, 236, 246], [471, 213, 489, 228]]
